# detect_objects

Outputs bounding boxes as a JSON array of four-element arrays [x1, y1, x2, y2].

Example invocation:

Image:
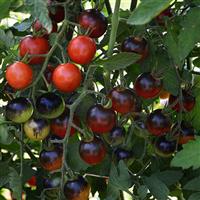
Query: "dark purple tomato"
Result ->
[[87, 104, 116, 134], [115, 148, 132, 161], [146, 109, 171, 136], [78, 9, 108, 38], [79, 137, 106, 165], [44, 65, 55, 84], [134, 72, 163, 99], [43, 177, 60, 189], [154, 136, 176, 157], [63, 176, 91, 200], [169, 90, 195, 112]]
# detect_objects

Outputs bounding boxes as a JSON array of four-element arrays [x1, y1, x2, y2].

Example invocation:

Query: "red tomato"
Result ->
[[6, 61, 33, 89], [52, 63, 82, 92], [27, 176, 36, 187], [67, 36, 96, 65], [19, 35, 50, 64]]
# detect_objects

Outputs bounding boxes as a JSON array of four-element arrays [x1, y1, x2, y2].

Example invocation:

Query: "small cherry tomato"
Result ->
[[27, 176, 36, 187], [19, 35, 50, 64], [43, 177, 60, 189], [63, 176, 91, 200], [6, 61, 33, 90], [79, 137, 106, 165], [169, 90, 195, 112], [44, 65, 55, 83], [40, 147, 63, 171], [146, 109, 171, 136], [51, 108, 79, 139], [159, 90, 170, 99], [114, 148, 132, 161], [6, 97, 33, 123], [24, 118, 50, 141], [36, 92, 65, 119], [78, 9, 108, 38], [87, 104, 116, 134], [52, 63, 82, 93], [67, 35, 96, 65], [154, 136, 176, 157], [134, 72, 163, 99]]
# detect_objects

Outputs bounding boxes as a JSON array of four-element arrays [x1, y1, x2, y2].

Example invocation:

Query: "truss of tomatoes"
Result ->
[[3, 4, 196, 200]]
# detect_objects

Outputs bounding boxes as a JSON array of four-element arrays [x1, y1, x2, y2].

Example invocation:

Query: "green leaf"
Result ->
[[127, 0, 173, 25], [188, 193, 200, 200], [96, 53, 140, 71], [0, 30, 15, 49], [0, 124, 14, 145], [137, 185, 148, 200], [13, 18, 33, 32], [171, 137, 200, 169], [143, 175, 169, 200], [0, 161, 9, 187], [0, 0, 11, 19], [183, 176, 200, 191], [193, 58, 200, 68]]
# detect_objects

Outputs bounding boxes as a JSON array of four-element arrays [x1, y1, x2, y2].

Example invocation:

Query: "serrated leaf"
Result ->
[[127, 0, 173, 25], [188, 193, 200, 200], [171, 137, 200, 169], [183, 176, 200, 191], [0, 0, 11, 19], [96, 53, 140, 71], [143, 175, 169, 200]]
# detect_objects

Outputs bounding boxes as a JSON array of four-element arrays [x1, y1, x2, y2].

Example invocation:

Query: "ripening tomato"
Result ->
[[6, 61, 33, 90], [52, 63, 82, 93], [43, 177, 60, 189], [27, 176, 36, 187], [67, 35, 96, 65], [159, 90, 170, 99], [114, 148, 132, 161], [78, 9, 108, 38], [19, 35, 50, 64]]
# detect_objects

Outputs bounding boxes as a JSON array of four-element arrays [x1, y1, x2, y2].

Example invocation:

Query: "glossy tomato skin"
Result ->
[[6, 61, 33, 90], [87, 104, 116, 134], [156, 8, 172, 25], [79, 137, 106, 165], [51, 108, 79, 139], [40, 148, 63, 171], [146, 109, 171, 136], [78, 9, 108, 38], [44, 65, 55, 83], [36, 93, 65, 119], [169, 90, 195, 112], [19, 35, 49, 64], [6, 97, 33, 123], [64, 176, 91, 200], [115, 148, 132, 161], [121, 37, 148, 61], [154, 136, 176, 157], [52, 63, 82, 93], [43, 177, 60, 189], [24, 118, 50, 141], [134, 72, 163, 99], [108, 87, 141, 114], [27, 176, 36, 187], [67, 35, 96, 65]]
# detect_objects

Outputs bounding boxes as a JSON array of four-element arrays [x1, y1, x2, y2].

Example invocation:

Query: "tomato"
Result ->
[[67, 35, 96, 65], [146, 109, 171, 136], [19, 35, 50, 64], [134, 120, 149, 138], [87, 104, 116, 134], [108, 87, 141, 114], [36, 92, 65, 119], [27, 176, 36, 187], [6, 61, 33, 90], [134, 72, 163, 99], [44, 65, 55, 83], [78, 9, 108, 38], [40, 147, 63, 171], [24, 118, 50, 141], [43, 177, 60, 189], [63, 176, 91, 200], [79, 137, 106, 165], [121, 37, 148, 61], [114, 148, 132, 161], [6, 97, 33, 123], [51, 108, 79, 138], [52, 63, 82, 93], [159, 90, 170, 99], [169, 90, 195, 112], [154, 136, 176, 157], [156, 8, 172, 25]]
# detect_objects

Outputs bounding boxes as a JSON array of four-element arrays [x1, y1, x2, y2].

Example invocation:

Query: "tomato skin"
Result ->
[[27, 176, 36, 187], [51, 109, 79, 138], [67, 35, 96, 65], [87, 104, 116, 134], [115, 148, 132, 161], [109, 87, 141, 114], [134, 72, 162, 99], [44, 65, 55, 83], [146, 109, 171, 136], [78, 9, 108, 38], [169, 90, 195, 112], [6, 61, 33, 90], [52, 63, 82, 93], [159, 90, 170, 99], [19, 35, 50, 64], [40, 148, 63, 171], [121, 37, 148, 61], [154, 136, 176, 157], [64, 176, 91, 200], [79, 137, 106, 165], [24, 118, 50, 141], [43, 177, 60, 189]]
